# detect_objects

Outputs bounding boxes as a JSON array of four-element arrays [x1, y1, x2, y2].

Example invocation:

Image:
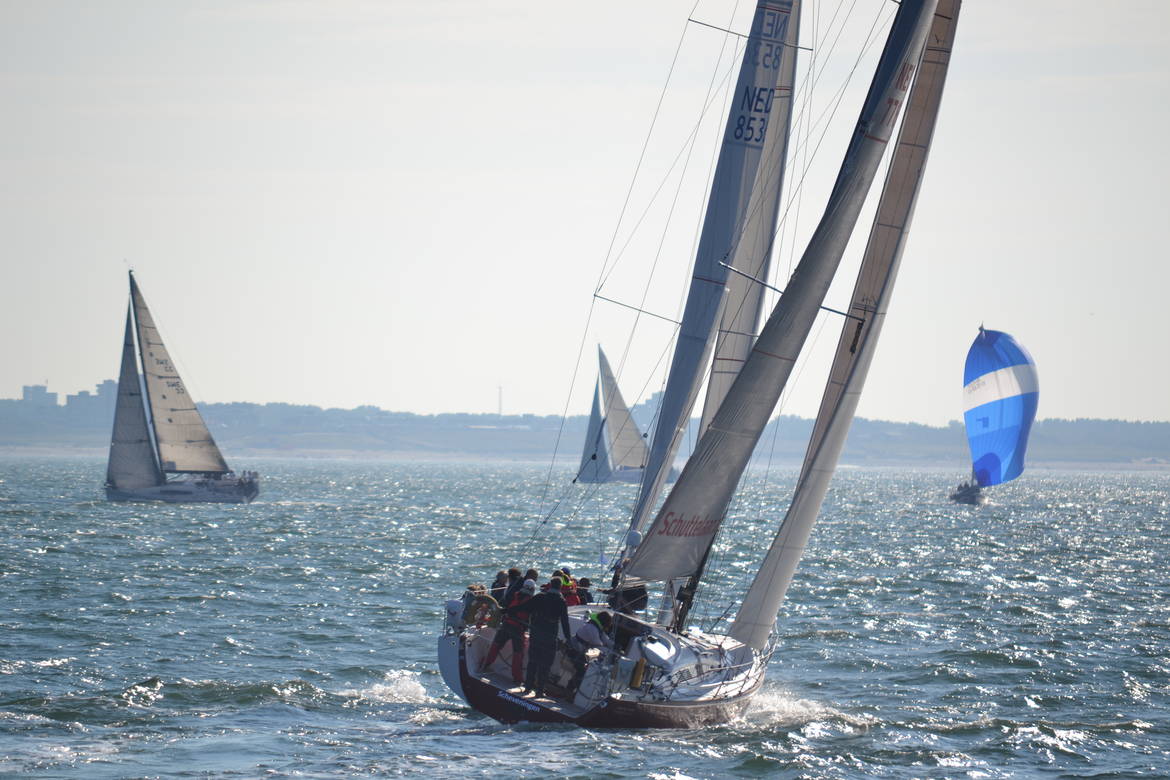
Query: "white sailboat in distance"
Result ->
[[105, 272, 259, 503]]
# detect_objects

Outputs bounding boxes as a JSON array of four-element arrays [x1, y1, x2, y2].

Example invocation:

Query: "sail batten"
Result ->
[[628, 0, 804, 537], [730, 0, 962, 651], [129, 273, 230, 475], [624, 0, 939, 587]]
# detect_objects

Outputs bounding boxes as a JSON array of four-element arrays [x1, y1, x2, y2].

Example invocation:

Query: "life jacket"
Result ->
[[502, 591, 532, 630], [561, 583, 581, 606]]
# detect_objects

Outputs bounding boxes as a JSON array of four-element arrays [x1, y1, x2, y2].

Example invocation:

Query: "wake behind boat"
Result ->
[[105, 272, 258, 504], [440, 0, 963, 728]]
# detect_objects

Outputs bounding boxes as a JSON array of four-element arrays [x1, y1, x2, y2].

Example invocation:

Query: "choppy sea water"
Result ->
[[1, 455, 1168, 778]]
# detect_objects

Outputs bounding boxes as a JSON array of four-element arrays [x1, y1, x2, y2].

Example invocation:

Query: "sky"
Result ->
[[1, 0, 1168, 426]]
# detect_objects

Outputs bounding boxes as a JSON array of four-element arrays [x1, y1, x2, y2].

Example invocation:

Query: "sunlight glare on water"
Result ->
[[0, 456, 1167, 777]]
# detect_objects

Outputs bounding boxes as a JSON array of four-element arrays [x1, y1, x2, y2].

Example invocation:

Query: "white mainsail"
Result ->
[[699, 7, 802, 438], [106, 305, 164, 490], [624, 0, 938, 585], [630, 0, 804, 537], [578, 347, 649, 481], [129, 273, 230, 474], [731, 0, 962, 651]]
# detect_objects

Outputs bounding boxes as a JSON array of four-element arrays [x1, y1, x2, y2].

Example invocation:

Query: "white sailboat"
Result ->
[[439, 0, 960, 727], [105, 272, 259, 503], [577, 347, 651, 484]]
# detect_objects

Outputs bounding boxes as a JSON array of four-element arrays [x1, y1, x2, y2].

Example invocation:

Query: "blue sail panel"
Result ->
[[961, 329, 1038, 487]]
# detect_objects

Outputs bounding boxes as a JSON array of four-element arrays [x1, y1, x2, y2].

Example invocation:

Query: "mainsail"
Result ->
[[962, 328, 1039, 486], [578, 347, 649, 482], [699, 6, 802, 438], [629, 0, 803, 536], [624, 0, 939, 586], [731, 0, 962, 651], [129, 273, 230, 474], [106, 305, 164, 490]]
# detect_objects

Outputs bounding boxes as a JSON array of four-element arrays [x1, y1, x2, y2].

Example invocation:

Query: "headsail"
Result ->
[[962, 328, 1038, 486], [629, 0, 803, 536], [106, 305, 164, 490], [731, 0, 962, 651], [624, 0, 939, 586], [578, 347, 649, 482], [129, 273, 230, 474]]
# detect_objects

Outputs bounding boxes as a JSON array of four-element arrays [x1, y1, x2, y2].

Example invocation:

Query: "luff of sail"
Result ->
[[578, 347, 649, 482], [731, 0, 962, 651], [107, 305, 164, 490], [962, 328, 1039, 486], [624, 0, 938, 586], [629, 0, 803, 536], [129, 273, 230, 474], [699, 5, 802, 438]]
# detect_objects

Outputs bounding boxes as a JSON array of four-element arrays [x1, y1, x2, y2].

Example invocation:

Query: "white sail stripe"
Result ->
[[962, 363, 1038, 412]]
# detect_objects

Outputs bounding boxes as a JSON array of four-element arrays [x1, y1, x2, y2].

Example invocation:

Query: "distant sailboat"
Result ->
[[105, 272, 259, 503], [951, 327, 1038, 504], [577, 347, 650, 484]]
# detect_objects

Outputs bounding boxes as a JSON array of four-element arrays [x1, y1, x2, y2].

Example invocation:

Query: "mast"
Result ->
[[623, 0, 939, 598], [730, 0, 962, 651], [628, 0, 804, 538], [107, 303, 164, 489], [129, 272, 231, 474]]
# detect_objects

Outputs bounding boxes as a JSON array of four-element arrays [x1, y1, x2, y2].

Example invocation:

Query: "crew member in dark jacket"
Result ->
[[576, 578, 594, 605], [521, 577, 574, 697]]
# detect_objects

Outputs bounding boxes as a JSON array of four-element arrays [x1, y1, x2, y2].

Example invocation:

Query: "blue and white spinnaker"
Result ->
[[961, 327, 1039, 487]]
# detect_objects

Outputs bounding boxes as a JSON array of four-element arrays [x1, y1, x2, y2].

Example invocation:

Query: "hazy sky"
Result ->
[[2, 0, 1167, 426]]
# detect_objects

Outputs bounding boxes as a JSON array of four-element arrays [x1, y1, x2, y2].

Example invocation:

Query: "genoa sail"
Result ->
[[623, 0, 939, 586], [129, 273, 230, 474], [578, 347, 649, 482], [962, 328, 1038, 487], [731, 0, 962, 651], [629, 0, 803, 536], [106, 305, 165, 490]]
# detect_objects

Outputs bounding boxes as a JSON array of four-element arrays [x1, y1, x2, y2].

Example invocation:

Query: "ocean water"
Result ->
[[1, 455, 1168, 778]]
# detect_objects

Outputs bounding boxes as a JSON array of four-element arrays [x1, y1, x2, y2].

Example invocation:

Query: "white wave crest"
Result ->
[[745, 687, 871, 730], [346, 670, 432, 704]]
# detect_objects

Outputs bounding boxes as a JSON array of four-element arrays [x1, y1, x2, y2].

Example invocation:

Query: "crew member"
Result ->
[[522, 577, 573, 697]]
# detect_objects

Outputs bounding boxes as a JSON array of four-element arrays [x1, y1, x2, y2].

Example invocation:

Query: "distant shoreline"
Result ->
[[3, 445, 1165, 472]]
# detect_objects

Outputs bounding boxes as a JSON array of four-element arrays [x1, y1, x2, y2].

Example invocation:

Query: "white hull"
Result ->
[[106, 475, 259, 504]]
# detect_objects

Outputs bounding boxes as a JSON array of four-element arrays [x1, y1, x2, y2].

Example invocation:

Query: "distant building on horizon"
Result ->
[[21, 384, 58, 407]]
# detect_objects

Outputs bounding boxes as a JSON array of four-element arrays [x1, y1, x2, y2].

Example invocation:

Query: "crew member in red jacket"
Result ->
[[480, 579, 536, 684]]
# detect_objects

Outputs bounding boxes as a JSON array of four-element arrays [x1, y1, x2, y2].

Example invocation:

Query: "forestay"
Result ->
[[732, 0, 963, 651], [130, 274, 230, 474], [625, 0, 938, 585], [106, 306, 164, 490], [629, 0, 803, 536]]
